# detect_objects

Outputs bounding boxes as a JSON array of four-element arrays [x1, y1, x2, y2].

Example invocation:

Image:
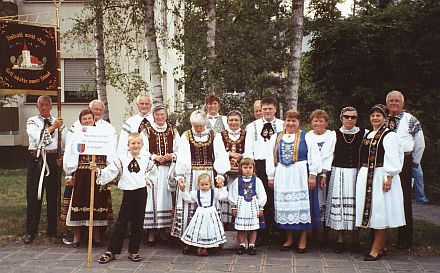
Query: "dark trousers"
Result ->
[[108, 187, 147, 254], [397, 154, 413, 247], [26, 154, 60, 235], [255, 160, 274, 239]]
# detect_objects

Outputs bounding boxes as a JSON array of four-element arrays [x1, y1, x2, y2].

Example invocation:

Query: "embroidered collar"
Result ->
[[340, 126, 360, 134], [153, 122, 167, 131], [191, 128, 210, 138], [208, 114, 220, 119], [388, 111, 404, 119], [227, 128, 241, 136], [38, 114, 52, 121], [262, 117, 275, 124], [138, 112, 151, 118]]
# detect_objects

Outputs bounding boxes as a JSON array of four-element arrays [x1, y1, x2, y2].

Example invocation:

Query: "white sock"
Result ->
[[240, 243, 246, 247], [249, 243, 255, 248]]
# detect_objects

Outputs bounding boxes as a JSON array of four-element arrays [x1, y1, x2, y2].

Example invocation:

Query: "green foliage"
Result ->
[[303, 0, 440, 197], [176, 0, 291, 121], [62, 0, 150, 103]]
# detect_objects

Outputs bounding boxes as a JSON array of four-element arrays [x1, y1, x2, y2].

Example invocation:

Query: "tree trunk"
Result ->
[[286, 0, 304, 110], [144, 0, 164, 105], [206, 0, 216, 94], [94, 2, 110, 121]]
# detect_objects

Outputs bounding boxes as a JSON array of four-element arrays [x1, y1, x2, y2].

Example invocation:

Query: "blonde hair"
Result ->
[[239, 157, 256, 175], [197, 173, 212, 186], [127, 132, 144, 144]]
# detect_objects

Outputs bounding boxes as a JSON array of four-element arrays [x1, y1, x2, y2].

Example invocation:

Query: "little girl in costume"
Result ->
[[228, 157, 267, 255], [179, 173, 228, 256]]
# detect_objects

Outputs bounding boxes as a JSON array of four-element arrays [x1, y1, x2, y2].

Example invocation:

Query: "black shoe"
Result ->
[[334, 242, 345, 253], [23, 234, 34, 244], [280, 244, 294, 251], [73, 242, 81, 248], [363, 252, 382, 261], [237, 245, 246, 255], [296, 247, 307, 254], [147, 241, 156, 247], [248, 246, 256, 255]]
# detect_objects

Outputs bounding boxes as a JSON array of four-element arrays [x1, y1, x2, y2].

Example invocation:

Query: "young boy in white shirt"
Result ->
[[90, 132, 158, 263]]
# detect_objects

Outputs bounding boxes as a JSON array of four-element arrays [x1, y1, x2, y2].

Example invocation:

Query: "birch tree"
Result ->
[[94, 2, 109, 120], [286, 0, 305, 110], [206, 0, 216, 94], [143, 0, 164, 105]]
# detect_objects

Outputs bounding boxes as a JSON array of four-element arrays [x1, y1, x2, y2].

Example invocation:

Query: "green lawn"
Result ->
[[0, 169, 122, 245], [0, 169, 438, 256]]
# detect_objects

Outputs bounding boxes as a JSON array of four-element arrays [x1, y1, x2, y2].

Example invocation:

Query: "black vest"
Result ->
[[359, 129, 392, 167], [332, 129, 364, 168]]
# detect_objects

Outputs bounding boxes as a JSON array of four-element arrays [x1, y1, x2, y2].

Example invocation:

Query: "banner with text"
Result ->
[[73, 126, 115, 156], [0, 21, 57, 94]]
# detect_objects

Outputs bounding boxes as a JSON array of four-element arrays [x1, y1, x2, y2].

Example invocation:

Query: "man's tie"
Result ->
[[261, 122, 274, 141], [128, 158, 140, 173], [138, 118, 149, 133]]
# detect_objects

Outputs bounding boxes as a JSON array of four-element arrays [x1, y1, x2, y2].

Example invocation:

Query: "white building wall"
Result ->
[[1, 0, 184, 147]]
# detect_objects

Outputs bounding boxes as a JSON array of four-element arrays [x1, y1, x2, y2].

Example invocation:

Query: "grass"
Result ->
[[0, 169, 439, 256], [0, 169, 123, 245]]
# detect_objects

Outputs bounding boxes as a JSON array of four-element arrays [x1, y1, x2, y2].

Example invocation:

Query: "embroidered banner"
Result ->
[[0, 21, 57, 95]]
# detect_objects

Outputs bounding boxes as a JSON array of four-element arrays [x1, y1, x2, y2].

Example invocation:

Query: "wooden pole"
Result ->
[[87, 154, 96, 268], [54, 0, 63, 222]]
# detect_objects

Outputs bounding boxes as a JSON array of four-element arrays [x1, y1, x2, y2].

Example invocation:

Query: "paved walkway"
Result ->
[[0, 201, 438, 273], [1, 241, 440, 273]]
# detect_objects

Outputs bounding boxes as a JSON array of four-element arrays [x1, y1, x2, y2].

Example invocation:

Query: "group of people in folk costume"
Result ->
[[23, 89, 424, 263]]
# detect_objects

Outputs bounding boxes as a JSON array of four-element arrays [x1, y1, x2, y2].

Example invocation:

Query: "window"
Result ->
[[63, 59, 97, 103]]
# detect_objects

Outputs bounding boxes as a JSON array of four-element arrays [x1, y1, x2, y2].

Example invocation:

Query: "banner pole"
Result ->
[[54, 0, 63, 221], [87, 154, 96, 268]]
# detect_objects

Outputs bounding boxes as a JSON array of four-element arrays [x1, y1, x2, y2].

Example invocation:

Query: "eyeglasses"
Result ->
[[342, 115, 357, 120]]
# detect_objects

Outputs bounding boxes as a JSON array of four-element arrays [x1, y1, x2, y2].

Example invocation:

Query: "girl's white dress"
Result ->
[[181, 187, 228, 248], [355, 130, 405, 229], [228, 176, 267, 230], [171, 128, 230, 238]]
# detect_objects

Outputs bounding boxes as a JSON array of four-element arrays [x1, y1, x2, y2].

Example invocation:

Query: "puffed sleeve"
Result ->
[[383, 131, 403, 176], [172, 128, 180, 155], [144, 159, 159, 186], [175, 131, 191, 180], [63, 132, 79, 176], [228, 178, 239, 207], [106, 126, 118, 163], [216, 186, 229, 201], [213, 133, 231, 179], [265, 133, 277, 180], [96, 157, 123, 185], [305, 132, 322, 176], [243, 122, 256, 159], [255, 177, 267, 208], [182, 190, 198, 203], [320, 131, 336, 173]]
